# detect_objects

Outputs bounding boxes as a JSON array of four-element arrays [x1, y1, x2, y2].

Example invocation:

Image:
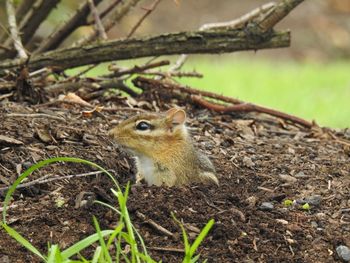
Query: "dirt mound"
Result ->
[[0, 95, 349, 262]]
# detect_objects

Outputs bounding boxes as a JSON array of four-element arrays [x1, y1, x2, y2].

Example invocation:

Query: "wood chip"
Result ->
[[0, 135, 23, 146]]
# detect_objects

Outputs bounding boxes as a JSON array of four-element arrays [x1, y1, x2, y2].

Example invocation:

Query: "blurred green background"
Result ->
[[0, 0, 349, 128]]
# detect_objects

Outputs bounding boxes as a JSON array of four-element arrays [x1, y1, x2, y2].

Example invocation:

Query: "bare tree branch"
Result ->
[[257, 0, 305, 32], [35, 0, 103, 54], [5, 0, 28, 59], [127, 0, 162, 38], [75, 0, 142, 46], [169, 2, 276, 72], [0, 28, 290, 74], [0, 0, 60, 59], [88, 0, 108, 40]]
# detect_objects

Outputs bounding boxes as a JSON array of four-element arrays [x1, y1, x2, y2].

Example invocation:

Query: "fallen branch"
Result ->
[[191, 95, 313, 129], [0, 28, 290, 74], [132, 76, 313, 129], [132, 76, 242, 104]]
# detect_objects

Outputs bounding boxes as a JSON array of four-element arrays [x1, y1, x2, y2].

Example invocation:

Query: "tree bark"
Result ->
[[0, 28, 290, 74]]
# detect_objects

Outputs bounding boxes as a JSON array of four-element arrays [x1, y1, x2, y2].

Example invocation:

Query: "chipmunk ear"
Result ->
[[166, 108, 186, 126]]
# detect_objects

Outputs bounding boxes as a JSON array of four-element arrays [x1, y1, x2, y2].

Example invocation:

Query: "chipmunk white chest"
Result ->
[[135, 155, 155, 185]]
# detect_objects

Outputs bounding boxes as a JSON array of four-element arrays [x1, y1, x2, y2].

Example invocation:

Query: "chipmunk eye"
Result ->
[[135, 121, 151, 131]]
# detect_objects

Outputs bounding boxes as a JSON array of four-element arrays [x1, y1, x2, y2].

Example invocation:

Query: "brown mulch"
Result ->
[[0, 93, 349, 262]]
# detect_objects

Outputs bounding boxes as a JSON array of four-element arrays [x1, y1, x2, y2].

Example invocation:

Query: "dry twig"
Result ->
[[35, 0, 103, 53], [191, 95, 313, 129], [108, 60, 170, 77], [88, 0, 108, 40], [0, 170, 112, 193], [133, 76, 242, 104], [132, 76, 314, 129], [135, 211, 174, 237], [5, 0, 28, 59], [169, 2, 276, 72], [5, 113, 66, 121]]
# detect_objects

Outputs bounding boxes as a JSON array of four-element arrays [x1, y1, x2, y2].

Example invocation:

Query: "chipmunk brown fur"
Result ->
[[108, 108, 218, 186]]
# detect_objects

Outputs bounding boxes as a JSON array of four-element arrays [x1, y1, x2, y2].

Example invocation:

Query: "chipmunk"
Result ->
[[108, 108, 218, 187]]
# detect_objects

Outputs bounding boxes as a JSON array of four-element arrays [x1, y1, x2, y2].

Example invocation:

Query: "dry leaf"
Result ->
[[82, 106, 104, 118], [59, 92, 92, 107]]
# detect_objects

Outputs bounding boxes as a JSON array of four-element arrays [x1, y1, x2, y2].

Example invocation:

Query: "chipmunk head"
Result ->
[[108, 108, 188, 157]]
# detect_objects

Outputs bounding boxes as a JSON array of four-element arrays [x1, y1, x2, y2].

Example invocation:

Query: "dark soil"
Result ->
[[0, 93, 349, 262]]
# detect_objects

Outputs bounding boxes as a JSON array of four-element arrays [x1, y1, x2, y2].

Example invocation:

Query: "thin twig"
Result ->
[[0, 170, 113, 192], [127, 0, 162, 38], [148, 246, 184, 253], [191, 95, 313, 129], [135, 211, 174, 237], [5, 113, 66, 121], [169, 2, 275, 72], [88, 0, 108, 40], [35, 0, 103, 53], [75, 0, 142, 46], [87, 0, 123, 25], [0, 44, 13, 52], [5, 0, 28, 59], [132, 76, 242, 104], [107, 60, 170, 77], [0, 92, 14, 100]]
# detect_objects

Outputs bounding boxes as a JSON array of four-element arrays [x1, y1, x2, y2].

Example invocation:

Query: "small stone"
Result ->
[[315, 212, 326, 220], [311, 221, 318, 228], [306, 234, 313, 240], [276, 219, 288, 225], [287, 147, 295, 154], [22, 161, 32, 169], [245, 196, 257, 208], [0, 255, 10, 263], [243, 156, 255, 168], [259, 202, 274, 211], [279, 174, 297, 183], [336, 245, 350, 262], [297, 195, 322, 206], [294, 171, 309, 179]]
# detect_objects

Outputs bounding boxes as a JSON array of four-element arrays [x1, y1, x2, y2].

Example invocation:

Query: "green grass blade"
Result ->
[[91, 246, 102, 263], [47, 244, 61, 263], [2, 156, 120, 223], [171, 213, 190, 262], [106, 223, 124, 248], [94, 200, 121, 215], [61, 230, 114, 259], [0, 223, 45, 261], [93, 216, 113, 263], [190, 254, 201, 263], [188, 219, 214, 257]]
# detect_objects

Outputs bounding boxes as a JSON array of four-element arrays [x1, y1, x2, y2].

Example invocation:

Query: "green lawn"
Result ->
[[179, 58, 350, 129]]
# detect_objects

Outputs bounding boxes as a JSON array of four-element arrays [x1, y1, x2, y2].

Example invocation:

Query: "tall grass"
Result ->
[[1, 157, 213, 262]]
